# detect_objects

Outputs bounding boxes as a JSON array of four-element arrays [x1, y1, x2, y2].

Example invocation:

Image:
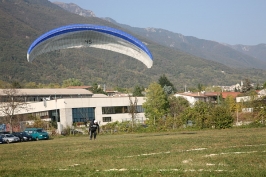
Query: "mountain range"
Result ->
[[54, 2, 266, 70], [1, 0, 266, 90]]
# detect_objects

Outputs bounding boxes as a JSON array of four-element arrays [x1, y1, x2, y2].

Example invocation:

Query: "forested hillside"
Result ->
[[108, 19, 266, 70], [1, 0, 266, 90]]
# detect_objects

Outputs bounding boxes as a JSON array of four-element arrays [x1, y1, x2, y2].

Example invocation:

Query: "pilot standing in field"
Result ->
[[89, 119, 100, 140]]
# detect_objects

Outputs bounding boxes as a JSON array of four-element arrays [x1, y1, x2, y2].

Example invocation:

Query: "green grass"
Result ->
[[1, 128, 266, 176]]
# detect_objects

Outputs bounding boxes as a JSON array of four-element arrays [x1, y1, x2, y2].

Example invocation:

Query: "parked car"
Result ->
[[12, 132, 32, 141], [1, 134, 20, 143], [12, 132, 23, 141], [24, 128, 49, 140], [21, 132, 33, 141], [0, 136, 4, 144], [0, 131, 10, 135]]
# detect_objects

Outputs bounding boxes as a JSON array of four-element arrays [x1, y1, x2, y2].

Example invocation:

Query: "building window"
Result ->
[[102, 106, 144, 114], [102, 117, 112, 122], [50, 110, 60, 122], [32, 111, 50, 119], [72, 107, 95, 123], [136, 105, 144, 113], [102, 107, 115, 114]]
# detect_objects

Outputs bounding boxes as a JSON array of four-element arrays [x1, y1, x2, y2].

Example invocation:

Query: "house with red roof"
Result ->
[[175, 91, 241, 105]]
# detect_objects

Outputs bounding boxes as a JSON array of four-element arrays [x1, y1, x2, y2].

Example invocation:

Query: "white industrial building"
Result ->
[[0, 89, 146, 132]]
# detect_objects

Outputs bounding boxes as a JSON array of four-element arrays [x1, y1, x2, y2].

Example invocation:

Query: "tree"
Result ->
[[132, 85, 144, 97], [0, 80, 10, 88], [0, 88, 30, 133], [197, 83, 204, 92], [258, 108, 266, 125], [11, 81, 22, 88], [224, 95, 237, 113], [158, 74, 176, 92], [211, 105, 234, 129], [142, 82, 169, 126], [168, 96, 190, 117], [47, 83, 61, 88], [168, 96, 190, 129], [62, 78, 83, 87], [205, 86, 222, 92], [192, 101, 212, 129], [242, 78, 253, 93], [90, 83, 106, 94], [163, 85, 174, 95], [181, 106, 197, 127], [263, 82, 266, 89], [255, 81, 260, 90], [32, 118, 50, 129], [24, 82, 38, 88], [128, 95, 138, 129], [114, 86, 128, 93], [251, 95, 266, 125]]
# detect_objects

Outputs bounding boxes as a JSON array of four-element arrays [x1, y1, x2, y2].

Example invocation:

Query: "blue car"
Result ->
[[24, 128, 49, 141], [12, 132, 33, 141]]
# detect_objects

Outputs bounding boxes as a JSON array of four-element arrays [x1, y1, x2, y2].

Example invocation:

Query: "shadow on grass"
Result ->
[[180, 132, 197, 134], [137, 132, 197, 138]]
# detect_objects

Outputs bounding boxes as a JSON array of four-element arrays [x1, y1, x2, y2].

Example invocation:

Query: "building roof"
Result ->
[[179, 93, 207, 98], [177, 91, 240, 99], [0, 89, 93, 96], [221, 92, 241, 99], [204, 92, 220, 96]]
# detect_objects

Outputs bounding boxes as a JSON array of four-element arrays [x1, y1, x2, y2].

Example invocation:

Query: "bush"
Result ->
[[61, 126, 71, 136], [101, 121, 151, 133], [211, 106, 234, 129]]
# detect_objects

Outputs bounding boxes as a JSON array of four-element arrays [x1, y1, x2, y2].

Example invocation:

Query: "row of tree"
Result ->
[[0, 76, 263, 94], [0, 78, 83, 89], [138, 76, 265, 131], [1, 74, 266, 133]]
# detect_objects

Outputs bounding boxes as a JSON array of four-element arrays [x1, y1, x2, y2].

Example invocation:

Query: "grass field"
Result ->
[[1, 127, 266, 177]]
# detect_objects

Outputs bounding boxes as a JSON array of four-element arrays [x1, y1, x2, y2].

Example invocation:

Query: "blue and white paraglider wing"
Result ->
[[27, 24, 153, 68]]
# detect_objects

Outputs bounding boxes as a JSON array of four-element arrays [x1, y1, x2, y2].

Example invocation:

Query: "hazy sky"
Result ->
[[53, 0, 266, 45]]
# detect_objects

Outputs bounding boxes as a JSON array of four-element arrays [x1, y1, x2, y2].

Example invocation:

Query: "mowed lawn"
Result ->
[[1, 127, 266, 177]]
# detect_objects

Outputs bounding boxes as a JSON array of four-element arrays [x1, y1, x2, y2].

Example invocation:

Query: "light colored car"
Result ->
[[1, 134, 20, 143]]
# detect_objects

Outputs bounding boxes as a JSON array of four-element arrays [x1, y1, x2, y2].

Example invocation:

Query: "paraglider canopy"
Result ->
[[27, 24, 153, 68]]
